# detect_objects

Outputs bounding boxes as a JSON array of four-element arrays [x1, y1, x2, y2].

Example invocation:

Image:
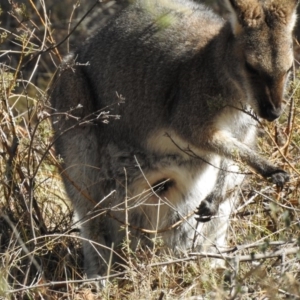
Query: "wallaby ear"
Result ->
[[224, 0, 263, 35], [265, 0, 298, 32]]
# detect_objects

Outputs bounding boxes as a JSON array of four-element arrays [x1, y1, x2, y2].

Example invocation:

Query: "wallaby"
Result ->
[[50, 0, 296, 279]]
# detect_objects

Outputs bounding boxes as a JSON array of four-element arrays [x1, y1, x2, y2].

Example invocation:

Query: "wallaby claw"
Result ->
[[195, 196, 219, 223], [270, 170, 289, 189]]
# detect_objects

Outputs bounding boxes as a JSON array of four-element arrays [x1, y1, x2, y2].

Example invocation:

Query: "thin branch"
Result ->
[[189, 246, 300, 262], [7, 271, 128, 294]]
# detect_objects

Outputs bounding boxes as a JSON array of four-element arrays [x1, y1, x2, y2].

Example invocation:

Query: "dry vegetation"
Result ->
[[1, 1, 300, 299]]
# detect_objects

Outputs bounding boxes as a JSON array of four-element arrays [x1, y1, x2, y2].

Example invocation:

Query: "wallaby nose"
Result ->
[[265, 106, 282, 122], [260, 99, 282, 122]]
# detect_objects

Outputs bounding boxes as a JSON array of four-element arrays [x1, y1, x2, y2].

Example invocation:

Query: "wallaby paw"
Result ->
[[195, 196, 219, 223], [270, 170, 289, 189]]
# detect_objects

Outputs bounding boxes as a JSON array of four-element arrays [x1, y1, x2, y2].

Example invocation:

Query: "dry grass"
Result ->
[[1, 1, 300, 299]]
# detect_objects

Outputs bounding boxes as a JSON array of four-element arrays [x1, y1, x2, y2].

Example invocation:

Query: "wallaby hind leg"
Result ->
[[51, 63, 112, 278], [59, 126, 112, 278]]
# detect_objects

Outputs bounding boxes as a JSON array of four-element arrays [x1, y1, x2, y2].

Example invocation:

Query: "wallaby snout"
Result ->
[[263, 105, 282, 122], [257, 75, 289, 121], [260, 88, 283, 122]]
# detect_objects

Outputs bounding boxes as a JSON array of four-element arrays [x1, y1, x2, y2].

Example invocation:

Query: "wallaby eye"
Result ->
[[245, 62, 259, 76]]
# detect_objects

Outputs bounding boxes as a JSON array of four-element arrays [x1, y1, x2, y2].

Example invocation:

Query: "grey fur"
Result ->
[[50, 0, 296, 278]]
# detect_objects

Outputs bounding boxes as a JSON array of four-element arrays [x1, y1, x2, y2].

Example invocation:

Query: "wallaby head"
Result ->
[[226, 0, 297, 121]]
